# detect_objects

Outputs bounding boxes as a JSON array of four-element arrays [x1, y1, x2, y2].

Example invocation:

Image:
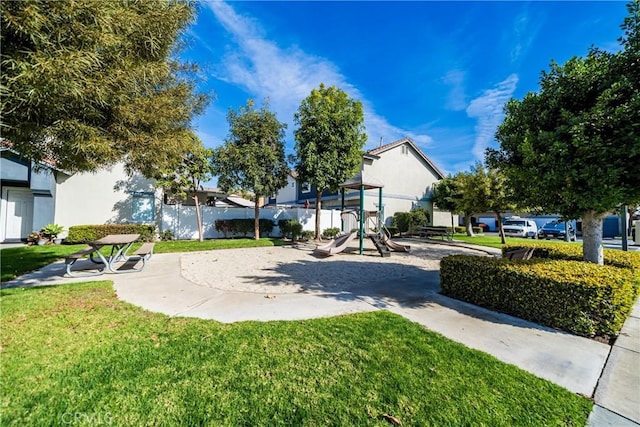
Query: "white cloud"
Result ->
[[509, 6, 541, 64], [466, 74, 519, 162], [206, 1, 432, 150], [443, 69, 467, 111]]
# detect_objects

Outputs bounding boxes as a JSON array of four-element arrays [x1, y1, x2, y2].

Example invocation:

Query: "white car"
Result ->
[[503, 219, 538, 238]]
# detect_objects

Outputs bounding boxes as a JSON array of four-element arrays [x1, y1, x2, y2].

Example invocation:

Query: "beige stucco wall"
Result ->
[[362, 144, 443, 224], [54, 163, 159, 228], [432, 209, 458, 228]]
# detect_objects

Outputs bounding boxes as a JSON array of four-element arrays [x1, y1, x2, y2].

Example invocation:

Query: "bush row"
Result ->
[[440, 255, 637, 338], [502, 242, 640, 271], [454, 226, 484, 234], [66, 224, 156, 243], [214, 219, 275, 238], [277, 219, 303, 240]]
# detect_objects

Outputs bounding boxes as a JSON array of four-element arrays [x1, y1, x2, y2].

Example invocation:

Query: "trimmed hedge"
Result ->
[[278, 219, 303, 240], [66, 224, 156, 243], [214, 219, 275, 238], [454, 226, 484, 234], [322, 227, 341, 239], [440, 254, 638, 338], [502, 242, 640, 271]]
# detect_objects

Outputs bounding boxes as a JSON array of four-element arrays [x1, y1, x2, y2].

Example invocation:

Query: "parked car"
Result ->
[[538, 220, 577, 241], [502, 218, 538, 238]]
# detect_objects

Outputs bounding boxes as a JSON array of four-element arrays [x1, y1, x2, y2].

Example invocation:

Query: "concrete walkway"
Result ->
[[2, 245, 638, 425]]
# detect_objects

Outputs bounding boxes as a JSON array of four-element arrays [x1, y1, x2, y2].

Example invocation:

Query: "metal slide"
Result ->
[[314, 231, 358, 256], [381, 225, 410, 252], [382, 234, 410, 252]]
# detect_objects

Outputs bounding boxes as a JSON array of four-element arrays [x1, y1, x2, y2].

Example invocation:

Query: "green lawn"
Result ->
[[452, 233, 579, 249], [0, 238, 285, 282], [0, 282, 592, 426]]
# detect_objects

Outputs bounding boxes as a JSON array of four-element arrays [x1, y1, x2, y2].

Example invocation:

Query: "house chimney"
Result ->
[[379, 137, 383, 148]]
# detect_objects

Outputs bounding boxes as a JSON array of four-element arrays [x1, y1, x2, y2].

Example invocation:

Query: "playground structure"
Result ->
[[314, 170, 410, 257]]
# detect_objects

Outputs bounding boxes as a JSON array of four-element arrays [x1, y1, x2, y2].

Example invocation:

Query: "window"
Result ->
[[131, 191, 155, 222], [401, 145, 409, 155], [301, 182, 311, 193]]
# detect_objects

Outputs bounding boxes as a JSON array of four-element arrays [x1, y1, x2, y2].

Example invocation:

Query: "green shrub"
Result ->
[[278, 219, 303, 239], [233, 219, 254, 237], [322, 227, 341, 239], [300, 230, 315, 241], [454, 226, 483, 234], [440, 255, 638, 338], [214, 219, 235, 238], [215, 219, 275, 238], [290, 221, 303, 241], [160, 230, 174, 241], [392, 212, 411, 235], [41, 223, 64, 239], [66, 224, 155, 243], [393, 209, 430, 235]]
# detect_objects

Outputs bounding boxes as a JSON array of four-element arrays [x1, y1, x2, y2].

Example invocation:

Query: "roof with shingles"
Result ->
[[366, 137, 445, 179]]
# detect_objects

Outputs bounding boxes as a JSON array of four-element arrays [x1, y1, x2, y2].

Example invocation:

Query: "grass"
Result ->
[[0, 238, 285, 283], [0, 243, 87, 282], [452, 234, 578, 249], [0, 282, 592, 426]]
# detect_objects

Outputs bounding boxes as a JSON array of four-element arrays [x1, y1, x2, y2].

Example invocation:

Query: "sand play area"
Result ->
[[180, 239, 488, 295]]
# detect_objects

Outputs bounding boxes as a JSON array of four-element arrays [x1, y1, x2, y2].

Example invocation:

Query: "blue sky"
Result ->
[[182, 1, 629, 177]]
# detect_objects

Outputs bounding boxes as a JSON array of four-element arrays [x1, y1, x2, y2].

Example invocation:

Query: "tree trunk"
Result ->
[[193, 194, 204, 242], [254, 199, 260, 240], [582, 210, 604, 264], [450, 213, 455, 234], [315, 191, 323, 240], [464, 214, 474, 236], [495, 211, 506, 244]]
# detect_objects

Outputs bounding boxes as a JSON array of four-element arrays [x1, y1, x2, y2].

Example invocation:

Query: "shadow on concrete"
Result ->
[[236, 244, 571, 336]]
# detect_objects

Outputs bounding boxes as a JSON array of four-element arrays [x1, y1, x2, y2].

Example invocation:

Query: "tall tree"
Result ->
[[431, 175, 460, 233], [153, 134, 213, 242], [293, 84, 367, 239], [0, 0, 208, 174], [468, 165, 516, 244], [487, 1, 640, 264], [212, 99, 288, 240], [454, 170, 484, 237], [431, 172, 478, 236]]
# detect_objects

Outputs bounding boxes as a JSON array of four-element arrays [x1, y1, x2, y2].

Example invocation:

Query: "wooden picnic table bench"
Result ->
[[418, 226, 453, 241], [65, 234, 155, 277]]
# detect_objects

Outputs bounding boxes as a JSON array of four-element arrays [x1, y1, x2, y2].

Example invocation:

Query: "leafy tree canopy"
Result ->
[[487, 0, 639, 263], [212, 99, 289, 239], [293, 83, 367, 194], [152, 133, 213, 242], [212, 99, 288, 200], [487, 0, 640, 218], [0, 0, 208, 174], [293, 83, 366, 238], [431, 175, 462, 215]]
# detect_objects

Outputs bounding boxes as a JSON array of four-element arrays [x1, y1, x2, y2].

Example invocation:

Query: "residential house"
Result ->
[[1, 146, 260, 242], [1, 146, 161, 242], [269, 137, 456, 228], [267, 171, 300, 206]]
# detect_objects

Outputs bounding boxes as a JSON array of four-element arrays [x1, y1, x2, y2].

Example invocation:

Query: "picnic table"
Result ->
[[418, 226, 454, 241], [65, 234, 155, 277]]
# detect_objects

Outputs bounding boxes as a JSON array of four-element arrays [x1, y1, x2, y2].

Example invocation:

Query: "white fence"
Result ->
[[160, 205, 343, 240]]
